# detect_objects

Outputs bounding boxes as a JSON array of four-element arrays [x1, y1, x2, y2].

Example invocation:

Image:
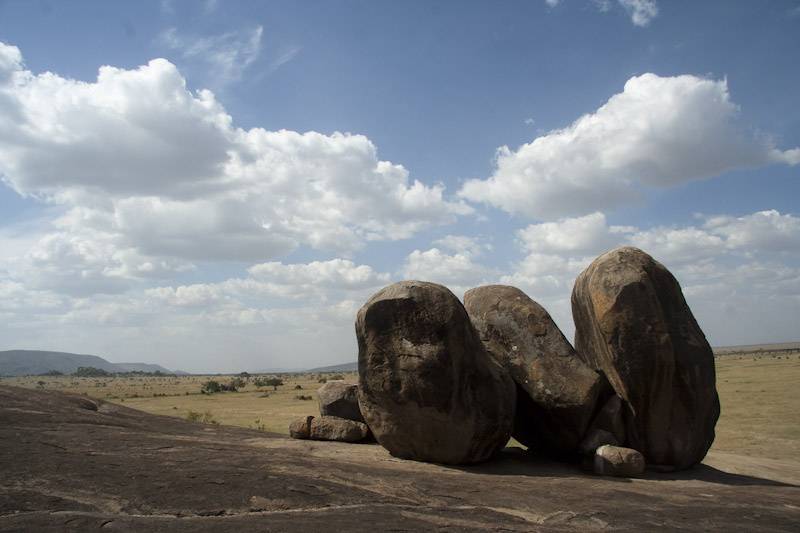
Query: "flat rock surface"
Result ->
[[1, 385, 798, 532]]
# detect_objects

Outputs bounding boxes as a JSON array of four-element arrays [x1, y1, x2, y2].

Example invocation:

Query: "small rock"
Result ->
[[309, 416, 369, 442], [288, 415, 313, 439], [65, 396, 99, 411], [593, 445, 645, 477], [318, 382, 364, 423]]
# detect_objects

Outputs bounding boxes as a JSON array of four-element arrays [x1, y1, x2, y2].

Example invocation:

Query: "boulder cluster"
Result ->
[[289, 382, 371, 443], [292, 246, 720, 477]]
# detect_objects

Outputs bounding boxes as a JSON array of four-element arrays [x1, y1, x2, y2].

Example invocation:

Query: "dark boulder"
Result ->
[[578, 428, 618, 456], [356, 281, 516, 465], [464, 285, 608, 456], [318, 382, 365, 423], [572, 247, 720, 470], [584, 394, 627, 447]]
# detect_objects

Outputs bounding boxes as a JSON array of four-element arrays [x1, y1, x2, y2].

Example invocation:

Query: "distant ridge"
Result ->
[[713, 342, 800, 354], [115, 362, 178, 374], [0, 350, 179, 376], [306, 361, 357, 373], [305, 345, 800, 371]]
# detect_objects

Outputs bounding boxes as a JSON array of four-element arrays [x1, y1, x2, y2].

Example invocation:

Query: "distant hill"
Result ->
[[115, 362, 176, 374], [0, 350, 179, 376], [713, 342, 800, 355], [307, 361, 357, 373], [248, 367, 306, 374]]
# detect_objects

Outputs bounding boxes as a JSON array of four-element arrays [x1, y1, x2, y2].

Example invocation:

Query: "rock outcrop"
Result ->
[[318, 381, 365, 423], [356, 281, 516, 465], [572, 246, 720, 470], [464, 285, 609, 456], [2, 385, 797, 532]]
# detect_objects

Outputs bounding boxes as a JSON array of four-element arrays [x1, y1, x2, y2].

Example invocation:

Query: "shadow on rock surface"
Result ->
[[657, 463, 798, 488]]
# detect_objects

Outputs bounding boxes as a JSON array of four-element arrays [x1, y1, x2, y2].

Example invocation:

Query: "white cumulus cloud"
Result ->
[[247, 259, 391, 290], [517, 212, 630, 255], [402, 248, 495, 291], [431, 234, 491, 258], [0, 42, 470, 277], [504, 209, 800, 342], [459, 73, 799, 219]]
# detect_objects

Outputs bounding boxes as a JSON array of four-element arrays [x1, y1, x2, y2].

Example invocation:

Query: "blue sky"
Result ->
[[0, 0, 798, 372]]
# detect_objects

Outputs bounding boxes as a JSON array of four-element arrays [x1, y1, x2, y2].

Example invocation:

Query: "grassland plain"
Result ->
[[4, 352, 799, 461]]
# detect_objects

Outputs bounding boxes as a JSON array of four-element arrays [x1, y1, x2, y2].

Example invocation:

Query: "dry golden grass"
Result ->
[[712, 353, 800, 461], [4, 353, 799, 460], [3, 372, 349, 434]]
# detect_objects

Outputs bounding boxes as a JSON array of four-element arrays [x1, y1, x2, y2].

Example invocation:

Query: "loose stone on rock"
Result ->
[[309, 416, 370, 442], [593, 445, 646, 477]]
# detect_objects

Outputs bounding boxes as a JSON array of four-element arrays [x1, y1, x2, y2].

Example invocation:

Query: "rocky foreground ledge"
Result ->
[[1, 386, 798, 532]]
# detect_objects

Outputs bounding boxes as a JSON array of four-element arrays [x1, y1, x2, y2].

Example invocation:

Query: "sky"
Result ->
[[0, 0, 798, 372]]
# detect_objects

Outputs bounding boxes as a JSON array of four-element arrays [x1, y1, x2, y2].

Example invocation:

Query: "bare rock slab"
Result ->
[[572, 246, 720, 470], [2, 386, 798, 532], [356, 281, 516, 465], [593, 445, 646, 477], [318, 381, 365, 423], [464, 284, 608, 455]]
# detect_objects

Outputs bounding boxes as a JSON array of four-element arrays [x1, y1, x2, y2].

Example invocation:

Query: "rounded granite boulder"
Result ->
[[464, 284, 609, 456], [318, 381, 365, 423], [356, 281, 516, 465], [572, 246, 720, 470]]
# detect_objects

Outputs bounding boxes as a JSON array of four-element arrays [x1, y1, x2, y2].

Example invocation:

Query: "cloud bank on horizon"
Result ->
[[0, 2, 798, 373]]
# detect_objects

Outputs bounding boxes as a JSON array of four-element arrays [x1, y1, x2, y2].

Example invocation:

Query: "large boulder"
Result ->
[[464, 285, 609, 456], [572, 247, 720, 470], [584, 394, 627, 447], [578, 428, 618, 456], [356, 281, 516, 465], [318, 382, 365, 423]]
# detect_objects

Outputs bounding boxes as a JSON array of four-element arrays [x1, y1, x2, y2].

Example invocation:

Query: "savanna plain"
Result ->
[[4, 347, 799, 462]]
